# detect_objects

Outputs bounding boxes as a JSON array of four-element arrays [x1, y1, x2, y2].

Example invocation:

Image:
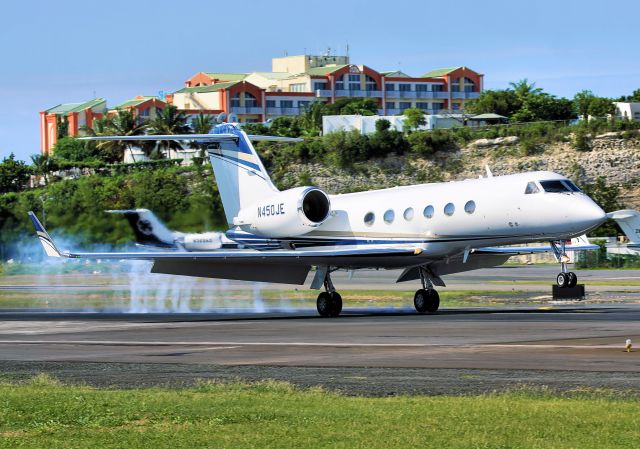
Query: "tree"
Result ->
[[511, 93, 574, 123], [191, 114, 214, 158], [339, 98, 378, 116], [573, 90, 595, 120], [50, 136, 97, 162], [465, 89, 522, 117], [581, 177, 622, 237], [88, 110, 149, 163], [299, 101, 327, 135], [30, 154, 53, 185], [147, 105, 191, 158], [403, 108, 426, 131], [618, 88, 640, 102], [509, 79, 543, 100], [0, 153, 31, 193], [573, 91, 615, 119], [587, 97, 615, 118], [191, 113, 214, 135]]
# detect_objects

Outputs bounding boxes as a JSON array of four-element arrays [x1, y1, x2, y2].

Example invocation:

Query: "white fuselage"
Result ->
[[289, 171, 606, 257]]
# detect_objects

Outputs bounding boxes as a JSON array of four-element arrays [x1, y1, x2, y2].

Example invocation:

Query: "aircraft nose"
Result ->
[[579, 198, 607, 228]]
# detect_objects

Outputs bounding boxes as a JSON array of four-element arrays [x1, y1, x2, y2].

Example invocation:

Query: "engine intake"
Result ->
[[234, 187, 331, 238]]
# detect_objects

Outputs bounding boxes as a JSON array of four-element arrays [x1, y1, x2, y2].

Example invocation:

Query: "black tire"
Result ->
[[557, 272, 568, 288], [426, 289, 440, 313], [317, 292, 332, 317], [567, 272, 578, 288], [414, 289, 428, 313], [329, 292, 343, 317]]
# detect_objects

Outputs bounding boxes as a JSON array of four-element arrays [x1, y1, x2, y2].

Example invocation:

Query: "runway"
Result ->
[[1, 305, 639, 395]]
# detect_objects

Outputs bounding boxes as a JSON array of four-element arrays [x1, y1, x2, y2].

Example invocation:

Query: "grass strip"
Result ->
[[0, 374, 639, 448]]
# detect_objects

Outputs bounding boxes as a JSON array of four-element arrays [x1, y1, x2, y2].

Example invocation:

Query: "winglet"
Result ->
[[28, 211, 62, 257]]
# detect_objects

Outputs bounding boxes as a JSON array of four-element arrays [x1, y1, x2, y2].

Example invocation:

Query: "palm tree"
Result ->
[[30, 154, 52, 185], [509, 79, 543, 99], [191, 113, 214, 158], [85, 111, 149, 163], [147, 105, 191, 159]]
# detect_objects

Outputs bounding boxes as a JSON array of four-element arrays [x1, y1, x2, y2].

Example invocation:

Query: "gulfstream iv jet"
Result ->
[[30, 123, 606, 317]]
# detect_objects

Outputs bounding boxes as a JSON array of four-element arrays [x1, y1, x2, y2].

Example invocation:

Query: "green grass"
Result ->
[[1, 375, 639, 448], [489, 279, 640, 287], [0, 288, 522, 310]]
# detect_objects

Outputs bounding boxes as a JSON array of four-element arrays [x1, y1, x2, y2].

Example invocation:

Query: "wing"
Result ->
[[29, 212, 424, 284], [78, 134, 302, 142]]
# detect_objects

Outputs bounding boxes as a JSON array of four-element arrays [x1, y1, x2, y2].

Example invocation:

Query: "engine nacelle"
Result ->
[[233, 187, 331, 237], [182, 232, 224, 251]]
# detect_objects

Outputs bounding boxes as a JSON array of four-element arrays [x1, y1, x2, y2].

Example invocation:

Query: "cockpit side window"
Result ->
[[525, 181, 540, 194], [562, 180, 581, 192], [540, 180, 571, 193]]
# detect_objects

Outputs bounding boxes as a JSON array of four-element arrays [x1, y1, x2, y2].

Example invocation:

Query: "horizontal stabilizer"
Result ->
[[79, 134, 302, 142]]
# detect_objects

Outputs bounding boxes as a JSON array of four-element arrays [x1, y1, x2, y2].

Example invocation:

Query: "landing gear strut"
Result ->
[[552, 240, 578, 288], [414, 267, 440, 313], [316, 269, 342, 317]]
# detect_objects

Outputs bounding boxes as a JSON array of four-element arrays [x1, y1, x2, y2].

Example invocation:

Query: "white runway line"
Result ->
[[0, 340, 632, 350]]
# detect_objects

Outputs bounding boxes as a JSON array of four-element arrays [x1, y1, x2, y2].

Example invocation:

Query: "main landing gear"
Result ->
[[316, 270, 343, 317], [552, 240, 578, 288], [414, 267, 440, 314]]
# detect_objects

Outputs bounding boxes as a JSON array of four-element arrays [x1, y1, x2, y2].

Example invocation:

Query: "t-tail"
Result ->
[[608, 209, 640, 246], [207, 123, 297, 225], [107, 209, 179, 249]]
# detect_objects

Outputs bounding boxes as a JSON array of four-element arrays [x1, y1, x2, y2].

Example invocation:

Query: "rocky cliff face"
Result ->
[[285, 135, 640, 208]]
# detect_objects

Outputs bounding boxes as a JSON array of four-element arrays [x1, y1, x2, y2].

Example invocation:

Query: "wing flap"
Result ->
[[151, 259, 310, 284]]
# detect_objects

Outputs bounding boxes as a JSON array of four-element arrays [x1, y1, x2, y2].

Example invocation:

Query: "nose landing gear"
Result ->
[[414, 267, 440, 313], [552, 240, 578, 288]]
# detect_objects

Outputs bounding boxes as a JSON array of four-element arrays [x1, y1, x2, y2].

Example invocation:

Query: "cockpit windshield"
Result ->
[[540, 180, 581, 193]]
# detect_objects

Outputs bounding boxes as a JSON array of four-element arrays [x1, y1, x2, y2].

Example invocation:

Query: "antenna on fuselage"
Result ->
[[485, 165, 493, 178]]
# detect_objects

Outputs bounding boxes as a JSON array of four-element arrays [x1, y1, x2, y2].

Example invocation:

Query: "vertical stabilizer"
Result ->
[[608, 209, 640, 243], [207, 124, 279, 225]]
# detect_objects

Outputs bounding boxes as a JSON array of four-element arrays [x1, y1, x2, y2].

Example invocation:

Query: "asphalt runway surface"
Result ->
[[1, 303, 640, 396]]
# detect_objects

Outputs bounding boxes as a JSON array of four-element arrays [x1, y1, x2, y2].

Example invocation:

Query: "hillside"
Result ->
[[283, 133, 640, 208]]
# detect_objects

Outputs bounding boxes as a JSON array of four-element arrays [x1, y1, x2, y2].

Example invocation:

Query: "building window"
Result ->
[[463, 77, 475, 92], [416, 102, 430, 111], [313, 82, 327, 91], [245, 93, 257, 107], [464, 200, 476, 214], [266, 100, 276, 108], [335, 82, 344, 90], [444, 203, 455, 216], [423, 205, 434, 219], [290, 83, 306, 92], [383, 209, 395, 224], [399, 84, 411, 92], [280, 100, 293, 108], [298, 100, 310, 110], [432, 84, 444, 92], [452, 103, 460, 111], [432, 103, 444, 111], [349, 83, 360, 91], [385, 83, 395, 91], [348, 74, 360, 82], [385, 102, 396, 110], [403, 207, 414, 221], [364, 212, 375, 226], [365, 75, 377, 91], [399, 102, 411, 110], [231, 94, 240, 107], [415, 84, 429, 92]]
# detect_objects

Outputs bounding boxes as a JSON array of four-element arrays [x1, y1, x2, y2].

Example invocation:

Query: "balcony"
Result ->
[[314, 90, 333, 97], [230, 106, 263, 114], [335, 90, 383, 98], [451, 92, 481, 99], [266, 107, 301, 116]]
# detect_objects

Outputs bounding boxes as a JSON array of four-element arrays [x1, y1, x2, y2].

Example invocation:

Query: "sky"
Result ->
[[2, 0, 639, 161]]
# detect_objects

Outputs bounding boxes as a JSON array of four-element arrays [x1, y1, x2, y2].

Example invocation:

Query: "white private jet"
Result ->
[[106, 209, 245, 251], [29, 123, 606, 317]]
